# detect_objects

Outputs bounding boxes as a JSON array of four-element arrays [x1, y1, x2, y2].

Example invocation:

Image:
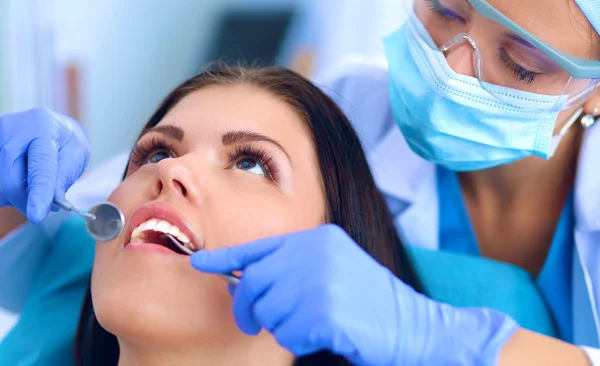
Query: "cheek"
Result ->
[[108, 176, 145, 209], [92, 175, 153, 316], [205, 187, 325, 250]]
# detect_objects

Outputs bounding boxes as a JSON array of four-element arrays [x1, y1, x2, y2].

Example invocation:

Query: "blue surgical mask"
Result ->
[[383, 13, 572, 172]]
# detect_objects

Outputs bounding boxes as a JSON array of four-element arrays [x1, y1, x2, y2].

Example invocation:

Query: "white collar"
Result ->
[[574, 123, 600, 232]]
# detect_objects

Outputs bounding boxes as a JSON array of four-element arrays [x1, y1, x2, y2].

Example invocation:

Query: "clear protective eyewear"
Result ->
[[412, 0, 600, 111]]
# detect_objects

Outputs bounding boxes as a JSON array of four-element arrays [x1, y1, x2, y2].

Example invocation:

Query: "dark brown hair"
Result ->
[[75, 64, 423, 366]]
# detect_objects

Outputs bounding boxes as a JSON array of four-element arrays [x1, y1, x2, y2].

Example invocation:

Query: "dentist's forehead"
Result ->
[[478, 0, 599, 58]]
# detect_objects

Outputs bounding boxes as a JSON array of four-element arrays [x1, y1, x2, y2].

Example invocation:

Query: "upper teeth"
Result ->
[[131, 219, 196, 250]]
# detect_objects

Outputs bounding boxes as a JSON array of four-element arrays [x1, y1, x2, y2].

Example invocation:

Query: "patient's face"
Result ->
[[92, 84, 326, 361]]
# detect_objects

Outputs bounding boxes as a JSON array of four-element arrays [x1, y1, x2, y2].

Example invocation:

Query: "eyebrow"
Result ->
[[506, 34, 535, 49], [141, 125, 290, 160], [143, 125, 184, 141], [222, 130, 290, 160]]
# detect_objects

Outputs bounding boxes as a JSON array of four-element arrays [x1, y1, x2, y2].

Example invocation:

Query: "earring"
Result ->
[[581, 107, 598, 129]]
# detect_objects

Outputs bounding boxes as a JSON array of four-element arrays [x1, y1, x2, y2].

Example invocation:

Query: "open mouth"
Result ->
[[129, 218, 197, 255]]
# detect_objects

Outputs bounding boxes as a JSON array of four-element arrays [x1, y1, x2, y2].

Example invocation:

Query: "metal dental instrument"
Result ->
[[54, 197, 125, 242], [54, 197, 97, 221], [54, 198, 237, 284], [162, 233, 241, 286]]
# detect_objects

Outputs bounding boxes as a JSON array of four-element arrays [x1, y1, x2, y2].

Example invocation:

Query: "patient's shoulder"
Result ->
[[316, 61, 395, 152]]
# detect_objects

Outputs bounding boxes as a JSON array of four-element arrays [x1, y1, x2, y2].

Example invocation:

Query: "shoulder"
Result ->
[[0, 216, 93, 365], [315, 60, 396, 152], [42, 216, 95, 286], [21, 215, 93, 304]]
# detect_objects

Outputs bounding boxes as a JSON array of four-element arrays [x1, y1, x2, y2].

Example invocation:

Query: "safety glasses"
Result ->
[[413, 0, 600, 110]]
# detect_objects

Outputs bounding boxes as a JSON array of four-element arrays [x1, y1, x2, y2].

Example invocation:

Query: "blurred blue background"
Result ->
[[0, 0, 411, 166]]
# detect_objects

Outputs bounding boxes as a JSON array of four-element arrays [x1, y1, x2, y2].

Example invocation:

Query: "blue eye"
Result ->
[[234, 157, 266, 177], [131, 138, 176, 167], [228, 146, 277, 181], [147, 150, 172, 164]]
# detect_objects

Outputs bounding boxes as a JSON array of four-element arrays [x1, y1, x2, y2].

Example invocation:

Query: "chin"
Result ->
[[91, 260, 239, 348]]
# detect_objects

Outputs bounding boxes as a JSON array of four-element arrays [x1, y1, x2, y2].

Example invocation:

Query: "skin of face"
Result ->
[[91, 84, 326, 364]]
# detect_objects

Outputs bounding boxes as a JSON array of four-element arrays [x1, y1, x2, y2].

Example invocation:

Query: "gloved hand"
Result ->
[[0, 108, 90, 223], [191, 224, 519, 366]]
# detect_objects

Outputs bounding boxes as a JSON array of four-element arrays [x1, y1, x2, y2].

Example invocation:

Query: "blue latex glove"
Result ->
[[191, 224, 519, 366], [0, 108, 90, 223]]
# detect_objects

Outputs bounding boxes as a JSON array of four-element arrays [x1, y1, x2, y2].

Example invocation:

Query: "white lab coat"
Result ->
[[1, 63, 599, 364]]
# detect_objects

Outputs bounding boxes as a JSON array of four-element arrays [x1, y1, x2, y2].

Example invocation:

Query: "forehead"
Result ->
[[486, 0, 599, 59], [158, 84, 312, 145]]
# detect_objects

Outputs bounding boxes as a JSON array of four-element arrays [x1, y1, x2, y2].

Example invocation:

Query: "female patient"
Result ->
[[68, 64, 422, 365]]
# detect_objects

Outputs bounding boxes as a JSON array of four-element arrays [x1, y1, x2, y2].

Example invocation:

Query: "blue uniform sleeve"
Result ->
[[0, 151, 125, 314], [0, 216, 94, 365], [0, 211, 70, 312], [406, 245, 558, 338]]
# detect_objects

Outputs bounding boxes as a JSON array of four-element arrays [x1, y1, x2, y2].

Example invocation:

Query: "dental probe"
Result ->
[[162, 234, 241, 286]]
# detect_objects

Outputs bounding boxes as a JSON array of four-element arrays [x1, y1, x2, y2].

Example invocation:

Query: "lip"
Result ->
[[125, 201, 203, 251]]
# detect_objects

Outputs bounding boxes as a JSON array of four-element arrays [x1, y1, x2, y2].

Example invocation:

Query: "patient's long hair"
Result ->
[[74, 64, 423, 366]]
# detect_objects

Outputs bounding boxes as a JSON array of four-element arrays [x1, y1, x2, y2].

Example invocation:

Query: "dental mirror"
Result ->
[[54, 198, 125, 241], [85, 202, 125, 242]]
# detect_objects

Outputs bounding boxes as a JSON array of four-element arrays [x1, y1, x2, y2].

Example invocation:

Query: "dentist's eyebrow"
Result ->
[[143, 125, 184, 141], [222, 130, 290, 160]]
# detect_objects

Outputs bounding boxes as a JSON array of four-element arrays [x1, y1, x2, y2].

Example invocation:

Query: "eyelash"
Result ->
[[427, 0, 464, 22], [130, 137, 176, 166], [129, 137, 279, 182], [227, 145, 279, 182], [425, 0, 537, 85], [498, 48, 537, 84]]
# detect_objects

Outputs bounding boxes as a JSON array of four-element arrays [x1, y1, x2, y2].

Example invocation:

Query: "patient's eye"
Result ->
[[131, 137, 176, 166], [147, 151, 172, 163], [228, 145, 277, 181], [234, 157, 265, 177]]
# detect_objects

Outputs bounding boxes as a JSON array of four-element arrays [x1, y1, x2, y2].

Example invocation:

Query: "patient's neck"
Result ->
[[117, 337, 294, 366]]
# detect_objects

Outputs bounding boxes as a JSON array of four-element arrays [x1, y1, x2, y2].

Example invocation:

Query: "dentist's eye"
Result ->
[[228, 145, 278, 182], [130, 137, 176, 166], [426, 0, 465, 23], [498, 48, 538, 85]]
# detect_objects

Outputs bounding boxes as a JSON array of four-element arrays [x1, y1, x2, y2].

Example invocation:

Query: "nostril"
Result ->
[[174, 180, 187, 197]]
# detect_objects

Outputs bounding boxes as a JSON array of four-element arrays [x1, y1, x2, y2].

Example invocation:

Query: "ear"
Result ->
[[582, 86, 600, 117]]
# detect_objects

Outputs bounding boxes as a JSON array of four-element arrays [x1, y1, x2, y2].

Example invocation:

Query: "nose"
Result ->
[[151, 158, 201, 202], [442, 38, 477, 78]]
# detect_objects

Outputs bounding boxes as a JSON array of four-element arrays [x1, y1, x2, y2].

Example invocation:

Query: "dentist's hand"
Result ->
[[191, 224, 519, 366], [0, 108, 90, 223]]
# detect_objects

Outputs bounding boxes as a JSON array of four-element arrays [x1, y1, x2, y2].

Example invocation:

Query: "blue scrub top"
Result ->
[[0, 216, 94, 366], [437, 165, 574, 342]]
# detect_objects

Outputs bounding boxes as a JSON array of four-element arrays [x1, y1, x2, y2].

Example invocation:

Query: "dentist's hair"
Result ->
[[74, 63, 423, 366]]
